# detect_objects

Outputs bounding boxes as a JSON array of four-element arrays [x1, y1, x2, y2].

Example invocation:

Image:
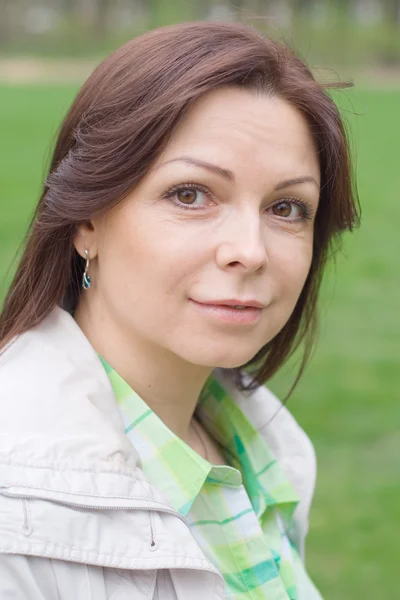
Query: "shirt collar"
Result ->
[[100, 357, 299, 525], [197, 376, 299, 526]]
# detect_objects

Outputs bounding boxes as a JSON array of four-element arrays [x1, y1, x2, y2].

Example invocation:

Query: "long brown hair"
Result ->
[[0, 21, 359, 389]]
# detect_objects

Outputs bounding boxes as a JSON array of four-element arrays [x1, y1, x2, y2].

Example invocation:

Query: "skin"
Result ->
[[74, 87, 320, 460]]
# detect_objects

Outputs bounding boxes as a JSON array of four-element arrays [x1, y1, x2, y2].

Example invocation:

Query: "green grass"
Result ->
[[0, 84, 398, 598]]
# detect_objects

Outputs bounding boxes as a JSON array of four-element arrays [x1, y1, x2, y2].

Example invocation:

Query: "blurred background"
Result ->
[[0, 1, 399, 599]]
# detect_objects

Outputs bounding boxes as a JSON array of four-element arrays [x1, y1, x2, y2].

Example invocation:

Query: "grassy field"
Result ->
[[0, 84, 398, 599]]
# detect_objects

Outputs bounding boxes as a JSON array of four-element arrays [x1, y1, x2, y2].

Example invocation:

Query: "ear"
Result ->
[[73, 221, 98, 260]]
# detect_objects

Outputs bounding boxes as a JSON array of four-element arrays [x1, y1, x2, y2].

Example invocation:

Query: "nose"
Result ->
[[215, 209, 268, 274]]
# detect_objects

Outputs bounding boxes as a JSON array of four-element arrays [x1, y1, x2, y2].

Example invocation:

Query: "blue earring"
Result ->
[[82, 249, 92, 290]]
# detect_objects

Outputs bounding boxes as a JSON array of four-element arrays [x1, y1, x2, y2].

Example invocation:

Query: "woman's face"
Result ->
[[78, 87, 320, 369]]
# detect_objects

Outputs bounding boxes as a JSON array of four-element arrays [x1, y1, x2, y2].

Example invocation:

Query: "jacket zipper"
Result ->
[[0, 489, 188, 523]]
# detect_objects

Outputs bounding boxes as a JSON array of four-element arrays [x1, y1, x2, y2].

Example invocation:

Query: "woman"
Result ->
[[0, 21, 358, 600]]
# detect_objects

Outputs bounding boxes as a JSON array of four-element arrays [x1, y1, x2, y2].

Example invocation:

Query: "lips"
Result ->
[[193, 299, 265, 309], [189, 298, 264, 325]]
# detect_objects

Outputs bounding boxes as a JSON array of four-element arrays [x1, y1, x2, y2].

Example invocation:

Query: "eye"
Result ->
[[269, 198, 312, 221], [271, 200, 300, 218], [177, 188, 201, 206], [162, 183, 214, 210]]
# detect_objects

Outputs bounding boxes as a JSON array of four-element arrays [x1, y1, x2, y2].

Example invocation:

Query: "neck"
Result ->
[[74, 299, 213, 441]]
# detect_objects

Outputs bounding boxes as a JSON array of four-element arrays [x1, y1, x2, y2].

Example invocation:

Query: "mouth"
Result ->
[[194, 299, 265, 309], [189, 299, 264, 325]]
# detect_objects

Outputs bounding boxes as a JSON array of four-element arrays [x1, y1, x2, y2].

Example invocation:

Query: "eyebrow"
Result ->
[[158, 156, 234, 181], [275, 176, 319, 190], [158, 156, 319, 190]]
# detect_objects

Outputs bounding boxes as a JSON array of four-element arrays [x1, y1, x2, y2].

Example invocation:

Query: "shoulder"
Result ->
[[214, 369, 317, 550], [1, 306, 90, 373], [0, 307, 112, 413], [0, 307, 128, 466], [0, 308, 78, 426]]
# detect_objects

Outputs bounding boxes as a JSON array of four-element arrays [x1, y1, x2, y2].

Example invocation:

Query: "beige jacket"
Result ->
[[0, 307, 322, 599]]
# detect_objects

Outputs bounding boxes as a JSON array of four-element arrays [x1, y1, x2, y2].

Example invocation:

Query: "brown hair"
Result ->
[[0, 21, 359, 389]]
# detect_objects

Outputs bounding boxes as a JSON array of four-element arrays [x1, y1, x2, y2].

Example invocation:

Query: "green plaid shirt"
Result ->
[[101, 358, 310, 599]]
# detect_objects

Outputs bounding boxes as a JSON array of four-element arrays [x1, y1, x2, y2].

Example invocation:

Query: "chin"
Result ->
[[183, 346, 261, 370], [215, 355, 255, 369]]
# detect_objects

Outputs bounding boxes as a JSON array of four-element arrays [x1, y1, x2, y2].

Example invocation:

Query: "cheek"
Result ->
[[259, 238, 313, 344], [269, 235, 313, 297], [103, 206, 168, 275], [99, 210, 204, 310], [95, 212, 156, 313]]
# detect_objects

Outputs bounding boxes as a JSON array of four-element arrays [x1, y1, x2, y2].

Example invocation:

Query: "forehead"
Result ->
[[156, 87, 320, 184]]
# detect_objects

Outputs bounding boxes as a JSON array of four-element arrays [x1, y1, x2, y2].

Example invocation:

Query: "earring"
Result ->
[[82, 249, 92, 290]]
